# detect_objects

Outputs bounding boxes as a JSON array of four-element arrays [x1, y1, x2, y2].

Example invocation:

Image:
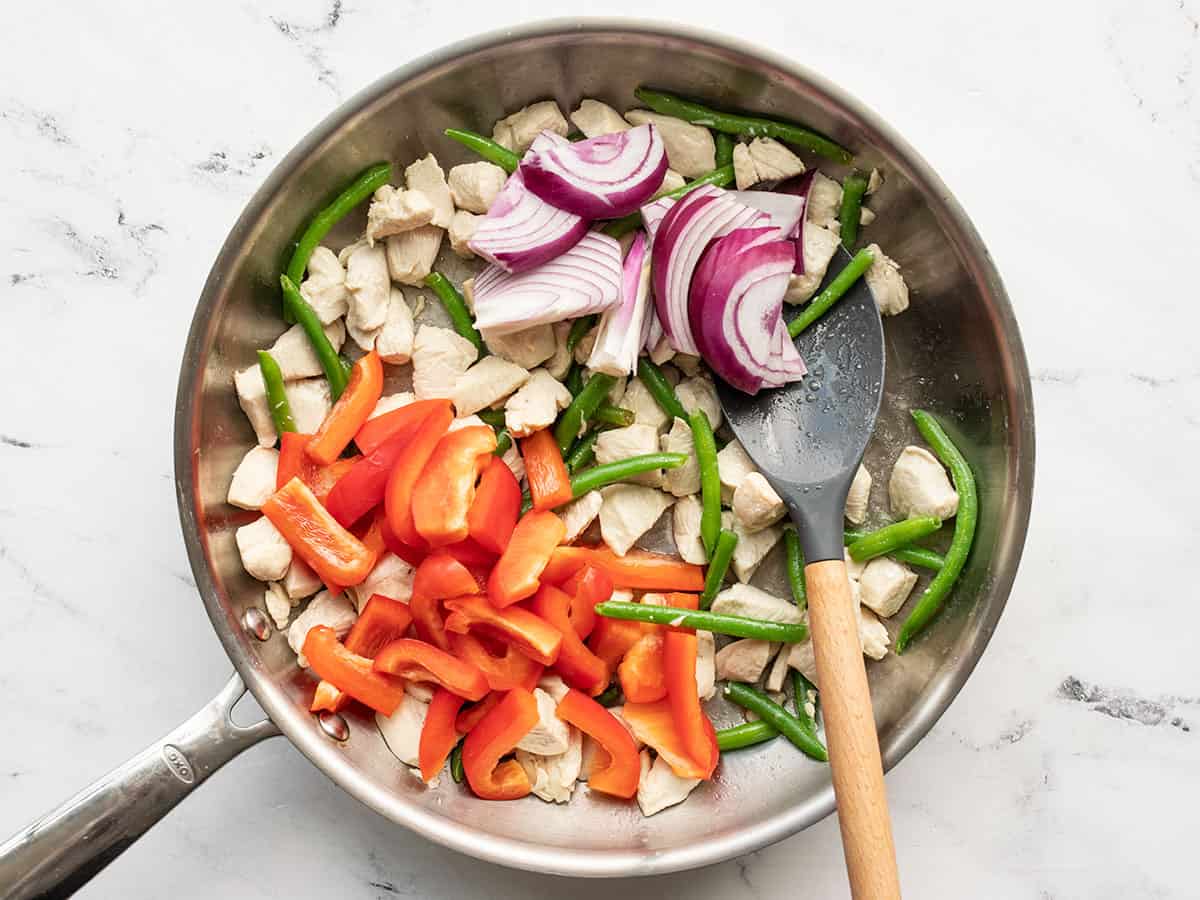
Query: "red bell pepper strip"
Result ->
[[418, 687, 465, 783], [442, 538, 497, 568], [556, 689, 640, 799], [462, 688, 539, 800], [443, 594, 563, 666], [467, 456, 521, 555], [560, 565, 612, 639], [311, 593, 413, 713], [664, 627, 718, 778], [355, 398, 450, 456], [277, 432, 316, 490], [618, 632, 667, 703], [488, 510, 565, 607], [520, 428, 573, 510], [540, 546, 706, 591], [385, 404, 454, 547], [530, 584, 609, 696], [307, 350, 384, 466], [380, 514, 427, 567], [372, 638, 490, 701], [412, 425, 497, 547], [410, 552, 479, 651], [620, 698, 716, 780], [264, 478, 375, 588], [587, 615, 651, 673], [450, 632, 543, 692], [308, 457, 358, 506], [301, 625, 407, 716], [455, 691, 500, 733]]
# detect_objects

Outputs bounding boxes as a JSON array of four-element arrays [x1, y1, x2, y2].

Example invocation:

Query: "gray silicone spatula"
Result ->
[[715, 247, 900, 899]]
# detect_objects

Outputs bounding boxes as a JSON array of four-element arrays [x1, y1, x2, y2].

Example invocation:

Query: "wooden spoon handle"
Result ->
[[805, 558, 901, 899]]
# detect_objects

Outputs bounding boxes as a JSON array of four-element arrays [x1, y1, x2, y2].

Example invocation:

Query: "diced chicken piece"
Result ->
[[484, 323, 557, 370], [405, 154, 454, 228], [451, 356, 530, 417], [845, 464, 872, 525], [867, 168, 884, 195], [715, 638, 773, 683], [732, 472, 786, 533], [710, 582, 803, 625], [517, 728, 583, 804], [671, 494, 707, 565], [405, 681, 436, 703], [368, 391, 414, 420], [299, 246, 350, 324], [845, 548, 868, 584], [287, 379, 332, 434], [673, 354, 701, 376], [594, 424, 663, 487], [675, 375, 722, 429], [344, 241, 391, 348], [764, 643, 791, 692], [599, 485, 674, 556], [448, 161, 507, 214], [287, 590, 357, 665], [654, 169, 686, 198], [648, 334, 675, 365], [492, 101, 569, 153], [375, 288, 415, 365], [265, 320, 347, 380], [573, 325, 598, 364], [411, 325, 479, 400], [283, 558, 322, 600], [234, 366, 332, 446], [863, 243, 910, 316], [351, 552, 415, 612], [732, 137, 805, 190], [624, 110, 716, 178], [784, 223, 841, 305], [505, 368, 572, 437], [376, 693, 429, 767], [806, 172, 843, 230], [449, 414, 486, 432], [516, 688, 572, 755], [859, 556, 918, 618], [889, 445, 958, 519], [447, 210, 479, 257], [236, 516, 292, 582], [619, 377, 671, 433], [859, 207, 876, 227], [385, 226, 444, 286], [637, 750, 701, 816], [580, 704, 642, 780], [545, 321, 573, 379], [717, 440, 757, 504], [558, 490, 604, 543], [570, 99, 631, 137], [728, 515, 783, 582], [262, 582, 292, 630], [502, 440, 525, 483], [537, 673, 571, 702], [661, 417, 700, 497], [858, 605, 891, 659], [366, 184, 435, 245], [227, 446, 279, 510], [695, 631, 716, 700], [659, 364, 682, 386], [786, 637, 819, 687]]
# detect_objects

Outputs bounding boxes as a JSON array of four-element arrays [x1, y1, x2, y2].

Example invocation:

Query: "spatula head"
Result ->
[[716, 247, 885, 563]]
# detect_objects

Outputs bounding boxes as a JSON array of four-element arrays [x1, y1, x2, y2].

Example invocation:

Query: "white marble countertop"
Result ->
[[3, 1, 1198, 897]]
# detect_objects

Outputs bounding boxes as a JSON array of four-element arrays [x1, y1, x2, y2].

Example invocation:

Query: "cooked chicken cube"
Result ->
[[867, 168, 884, 195], [675, 375, 722, 429], [369, 288, 413, 365], [448, 161, 508, 214], [671, 494, 707, 565], [594, 424, 663, 487], [732, 472, 786, 533], [537, 673, 571, 702], [368, 391, 414, 420], [844, 463, 872, 525], [235, 357, 335, 446], [227, 446, 279, 510], [558, 490, 604, 543], [451, 356, 530, 417], [505, 368, 572, 437], [716, 440, 756, 504], [672, 354, 701, 376], [859, 207, 877, 227], [484, 323, 557, 369], [764, 644, 791, 692], [654, 169, 686, 198], [516, 688, 572, 755], [262, 582, 292, 630], [385, 225, 444, 286], [858, 605, 891, 659], [786, 637, 819, 687], [287, 590, 357, 666], [517, 728, 583, 804], [889, 445, 958, 519], [710, 582, 803, 625], [236, 516, 292, 582], [448, 210, 479, 257], [405, 681, 436, 703], [732, 137, 805, 190], [859, 556, 918, 618], [404, 154, 454, 228], [366, 185, 435, 245], [286, 379, 332, 434], [351, 552, 415, 612], [727, 513, 783, 582], [545, 321, 573, 379], [283, 558, 322, 600], [599, 485, 674, 556], [648, 334, 675, 365], [844, 547, 868, 585], [492, 101, 569, 153], [573, 325, 598, 364], [806, 172, 843, 230], [695, 631, 716, 700], [619, 377, 671, 433], [624, 110, 715, 178], [343, 241, 391, 347], [411, 325, 479, 400], [863, 243, 910, 316], [637, 750, 701, 816], [661, 417, 700, 497], [715, 638, 774, 683], [784, 223, 840, 305], [570, 99, 631, 137], [266, 320, 347, 380], [299, 246, 350, 324], [376, 693, 429, 767]]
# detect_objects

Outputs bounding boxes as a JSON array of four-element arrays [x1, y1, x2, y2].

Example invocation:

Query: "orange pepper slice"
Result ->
[[412, 425, 497, 547], [443, 594, 562, 666], [540, 546, 705, 592], [306, 351, 384, 466], [556, 689, 640, 799], [520, 428, 573, 510], [462, 688, 539, 800], [530, 584, 609, 696], [467, 456, 521, 555], [418, 687, 465, 783], [301, 625, 407, 716], [384, 404, 454, 547], [311, 593, 413, 713], [263, 477, 374, 587], [373, 638, 489, 702], [487, 510, 565, 607]]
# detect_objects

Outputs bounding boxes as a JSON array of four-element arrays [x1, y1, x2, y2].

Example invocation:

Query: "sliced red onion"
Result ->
[[587, 231, 651, 376], [727, 191, 805, 240], [777, 171, 816, 273], [472, 231, 623, 335], [687, 226, 800, 395], [652, 185, 766, 355], [522, 124, 668, 219], [640, 196, 675, 243], [467, 168, 588, 274]]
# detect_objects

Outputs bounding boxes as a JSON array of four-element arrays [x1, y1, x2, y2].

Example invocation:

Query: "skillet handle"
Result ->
[[0, 673, 280, 900]]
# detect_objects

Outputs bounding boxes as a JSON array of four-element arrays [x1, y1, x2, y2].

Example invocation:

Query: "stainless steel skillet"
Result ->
[[0, 19, 1034, 896]]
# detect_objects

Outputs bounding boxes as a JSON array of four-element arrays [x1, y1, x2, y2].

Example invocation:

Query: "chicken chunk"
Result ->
[[368, 289, 412, 364], [297, 246, 350, 324], [351, 552, 415, 612], [447, 210, 479, 257], [287, 379, 333, 434], [671, 494, 707, 565], [573, 325, 598, 364], [624, 110, 715, 178], [570, 99, 631, 137], [675, 375, 722, 429], [710, 583, 803, 625], [661, 417, 700, 497], [537, 673, 571, 702], [806, 172, 843, 231], [619, 377, 671, 433], [451, 356, 530, 417], [858, 605, 891, 659], [492, 100, 569, 153], [594, 424, 663, 487], [654, 169, 686, 198], [343, 241, 391, 346], [235, 364, 334, 446], [599, 485, 674, 556], [505, 368, 572, 437], [448, 161, 508, 214], [544, 321, 573, 379], [515, 688, 572, 755], [385, 226, 444, 286], [844, 547, 868, 585], [637, 751, 701, 816], [732, 137, 805, 190], [287, 590, 357, 666], [764, 644, 791, 692], [859, 207, 877, 227], [235, 516, 292, 582], [283, 558, 322, 600], [784, 223, 841, 305], [889, 445, 958, 519], [859, 556, 918, 618], [673, 354, 701, 377], [517, 728, 582, 804], [484, 323, 557, 369], [648, 334, 675, 365], [867, 168, 884, 195], [786, 637, 819, 687], [716, 440, 756, 504], [863, 244, 910, 316], [405, 154, 454, 228], [227, 446, 279, 510], [376, 693, 429, 767], [715, 638, 773, 683], [695, 631, 717, 700], [366, 184, 435, 245], [558, 490, 604, 543], [844, 464, 872, 525], [727, 514, 784, 582], [732, 472, 786, 533], [368, 391, 414, 420], [259, 582, 290, 630], [265, 320, 347, 380], [411, 325, 479, 400], [405, 681, 436, 703]]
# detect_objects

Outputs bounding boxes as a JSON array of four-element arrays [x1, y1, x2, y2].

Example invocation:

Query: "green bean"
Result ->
[[634, 88, 853, 164], [594, 601, 809, 643], [896, 411, 979, 653], [449, 742, 465, 783], [689, 409, 721, 558], [787, 247, 876, 339], [554, 372, 617, 453], [279, 275, 350, 398], [792, 671, 820, 738], [838, 171, 870, 248], [566, 315, 597, 354], [595, 683, 623, 708], [256, 351, 296, 436], [783, 527, 807, 608], [843, 530, 945, 570], [847, 516, 942, 562], [700, 528, 738, 610], [443, 128, 520, 173], [425, 272, 486, 355], [714, 131, 735, 169], [637, 357, 688, 420], [283, 162, 392, 322], [494, 430, 513, 457], [564, 431, 601, 474], [723, 683, 827, 762], [570, 453, 687, 499], [565, 364, 584, 397], [601, 165, 736, 238], [716, 720, 778, 752], [593, 404, 634, 428]]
